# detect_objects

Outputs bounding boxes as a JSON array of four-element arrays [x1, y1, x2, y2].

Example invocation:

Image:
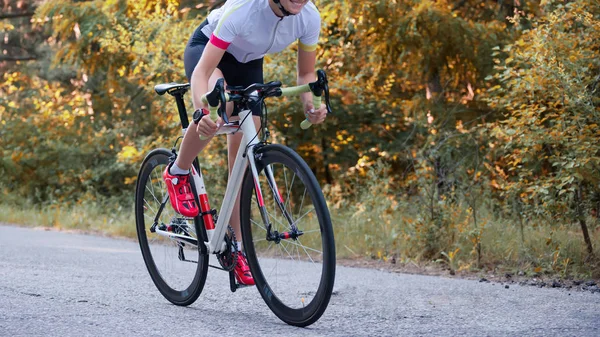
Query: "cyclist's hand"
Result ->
[[196, 114, 221, 138], [304, 102, 327, 125]]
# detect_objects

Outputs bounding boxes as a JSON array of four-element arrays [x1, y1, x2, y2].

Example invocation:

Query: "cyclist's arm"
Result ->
[[297, 10, 321, 108], [297, 48, 326, 125], [191, 2, 248, 109], [191, 42, 226, 109], [297, 48, 317, 107]]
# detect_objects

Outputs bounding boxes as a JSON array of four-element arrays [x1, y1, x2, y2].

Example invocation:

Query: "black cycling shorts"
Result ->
[[184, 19, 264, 117]]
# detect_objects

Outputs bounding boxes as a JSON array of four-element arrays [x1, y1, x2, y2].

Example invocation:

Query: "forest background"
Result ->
[[1, 0, 599, 279]]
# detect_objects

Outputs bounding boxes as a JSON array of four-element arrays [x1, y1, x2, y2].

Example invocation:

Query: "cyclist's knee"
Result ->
[[208, 69, 226, 91]]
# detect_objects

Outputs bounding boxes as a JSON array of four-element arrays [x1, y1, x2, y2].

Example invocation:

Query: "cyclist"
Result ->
[[163, 0, 327, 286]]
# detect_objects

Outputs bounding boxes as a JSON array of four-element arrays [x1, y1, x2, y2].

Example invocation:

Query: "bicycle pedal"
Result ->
[[227, 271, 252, 292], [228, 271, 237, 293]]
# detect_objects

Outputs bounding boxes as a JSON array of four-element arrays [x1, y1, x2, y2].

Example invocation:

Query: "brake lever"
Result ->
[[203, 78, 229, 124], [310, 70, 332, 114], [205, 78, 223, 107], [322, 75, 332, 114], [218, 83, 228, 124]]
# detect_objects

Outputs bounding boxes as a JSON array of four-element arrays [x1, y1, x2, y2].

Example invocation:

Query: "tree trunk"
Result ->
[[575, 184, 595, 259], [0, 55, 37, 61], [321, 136, 333, 185], [515, 197, 525, 243], [472, 203, 481, 268], [426, 69, 443, 103], [0, 11, 35, 19]]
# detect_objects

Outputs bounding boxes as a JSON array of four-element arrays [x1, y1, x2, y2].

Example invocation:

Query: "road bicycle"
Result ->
[[134, 70, 335, 327]]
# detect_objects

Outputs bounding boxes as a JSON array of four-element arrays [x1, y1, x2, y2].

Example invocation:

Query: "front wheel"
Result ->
[[240, 144, 336, 327]]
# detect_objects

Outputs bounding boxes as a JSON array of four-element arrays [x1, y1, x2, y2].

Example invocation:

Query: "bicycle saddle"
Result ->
[[154, 82, 190, 96]]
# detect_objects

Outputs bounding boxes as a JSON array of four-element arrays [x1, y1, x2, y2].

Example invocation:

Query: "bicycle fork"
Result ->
[[249, 148, 303, 244]]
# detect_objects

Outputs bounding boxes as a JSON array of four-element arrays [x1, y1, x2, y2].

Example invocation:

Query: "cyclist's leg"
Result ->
[[175, 20, 235, 170], [222, 56, 264, 285], [227, 116, 261, 237], [165, 24, 234, 216], [165, 68, 233, 217], [175, 69, 233, 170], [226, 118, 260, 286], [217, 54, 264, 238]]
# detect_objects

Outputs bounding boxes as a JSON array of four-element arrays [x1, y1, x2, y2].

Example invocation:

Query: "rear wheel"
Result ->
[[135, 148, 208, 306], [240, 144, 336, 327]]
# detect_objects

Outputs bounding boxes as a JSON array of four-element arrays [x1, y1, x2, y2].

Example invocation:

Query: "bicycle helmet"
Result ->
[[273, 0, 294, 17]]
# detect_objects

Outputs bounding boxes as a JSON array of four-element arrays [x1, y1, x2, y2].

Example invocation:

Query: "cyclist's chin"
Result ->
[[281, 0, 308, 14]]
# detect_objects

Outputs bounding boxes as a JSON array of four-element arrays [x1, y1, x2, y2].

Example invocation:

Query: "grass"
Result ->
[[324, 163, 600, 280], [0, 201, 136, 239], [2, 179, 599, 281]]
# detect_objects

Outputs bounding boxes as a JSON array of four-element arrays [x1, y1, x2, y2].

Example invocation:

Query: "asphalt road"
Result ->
[[1, 224, 598, 337]]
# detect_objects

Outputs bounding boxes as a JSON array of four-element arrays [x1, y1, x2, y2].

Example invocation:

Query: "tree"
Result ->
[[487, 0, 600, 259], [0, 0, 44, 66], [1, 0, 207, 203]]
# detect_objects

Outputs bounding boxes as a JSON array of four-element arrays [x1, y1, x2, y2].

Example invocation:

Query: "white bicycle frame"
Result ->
[[187, 107, 270, 254]]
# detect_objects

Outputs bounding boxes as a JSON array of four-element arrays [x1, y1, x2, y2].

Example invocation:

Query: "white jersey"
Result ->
[[201, 0, 321, 63]]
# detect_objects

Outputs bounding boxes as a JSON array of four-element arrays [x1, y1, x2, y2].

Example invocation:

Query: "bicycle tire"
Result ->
[[135, 148, 208, 306], [240, 144, 336, 327]]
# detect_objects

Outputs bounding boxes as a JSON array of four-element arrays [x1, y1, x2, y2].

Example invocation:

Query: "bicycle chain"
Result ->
[[216, 224, 239, 272]]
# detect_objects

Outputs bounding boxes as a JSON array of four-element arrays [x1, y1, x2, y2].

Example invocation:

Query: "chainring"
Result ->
[[216, 225, 239, 271]]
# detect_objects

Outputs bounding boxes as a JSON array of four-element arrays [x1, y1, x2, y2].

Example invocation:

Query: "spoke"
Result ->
[[186, 221, 197, 236], [150, 165, 159, 200], [251, 218, 268, 232], [263, 164, 281, 232], [143, 213, 155, 222], [254, 184, 287, 234], [284, 171, 296, 216], [296, 238, 319, 266], [252, 238, 268, 243], [158, 174, 167, 199], [291, 207, 315, 227], [265, 165, 279, 204], [278, 240, 296, 261], [281, 240, 300, 263], [301, 229, 321, 234], [144, 184, 162, 207], [143, 197, 159, 215], [145, 177, 162, 204], [296, 188, 307, 222], [282, 239, 323, 255], [265, 168, 282, 231], [265, 243, 280, 280], [264, 205, 315, 232], [260, 242, 280, 279], [265, 209, 287, 229], [282, 165, 290, 214], [283, 163, 289, 200]]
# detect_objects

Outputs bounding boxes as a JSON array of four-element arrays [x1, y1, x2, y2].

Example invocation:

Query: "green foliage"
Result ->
[[0, 0, 46, 65], [331, 162, 599, 278], [1, 0, 203, 203], [486, 0, 600, 224], [2, 0, 599, 276]]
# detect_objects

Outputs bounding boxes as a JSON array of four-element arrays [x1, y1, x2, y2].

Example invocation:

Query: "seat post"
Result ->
[[173, 92, 190, 129]]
